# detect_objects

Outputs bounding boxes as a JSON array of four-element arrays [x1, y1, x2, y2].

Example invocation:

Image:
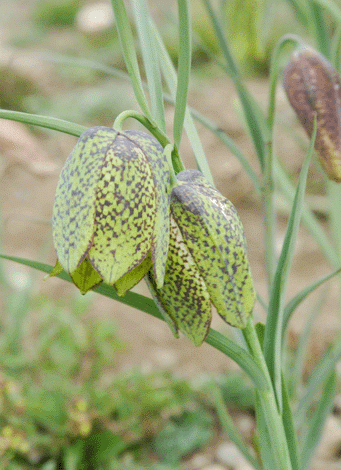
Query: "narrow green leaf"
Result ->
[[173, 0, 192, 148], [0, 254, 268, 391], [0, 109, 86, 136], [190, 108, 262, 196], [212, 384, 261, 470], [283, 267, 341, 334], [263, 117, 317, 408], [275, 160, 337, 267], [295, 338, 341, 427], [281, 375, 300, 470], [254, 392, 278, 470], [300, 371, 336, 470], [202, 0, 268, 171], [110, 0, 151, 118], [289, 289, 327, 399], [151, 22, 215, 185], [313, 0, 341, 24], [131, 0, 166, 131], [308, 1, 330, 58]]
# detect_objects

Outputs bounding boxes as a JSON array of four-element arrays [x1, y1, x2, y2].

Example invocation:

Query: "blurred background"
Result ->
[[0, 1, 340, 469]]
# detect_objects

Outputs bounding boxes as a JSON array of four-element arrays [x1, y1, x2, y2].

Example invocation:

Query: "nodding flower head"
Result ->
[[147, 169, 256, 346], [51, 126, 170, 294], [283, 45, 341, 182]]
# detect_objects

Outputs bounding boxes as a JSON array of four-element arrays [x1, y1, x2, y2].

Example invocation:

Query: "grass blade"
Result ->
[[289, 289, 327, 399], [254, 392, 278, 470], [211, 384, 261, 470], [0, 109, 86, 136], [283, 267, 341, 334], [110, 0, 151, 119], [0, 254, 268, 391], [202, 0, 268, 172], [295, 338, 341, 427], [275, 160, 337, 267], [131, 0, 166, 131], [173, 0, 192, 148], [281, 375, 300, 470], [300, 371, 336, 470], [151, 22, 214, 184], [263, 118, 317, 407]]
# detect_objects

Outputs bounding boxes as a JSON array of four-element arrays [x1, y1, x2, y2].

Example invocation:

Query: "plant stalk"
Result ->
[[242, 318, 293, 470]]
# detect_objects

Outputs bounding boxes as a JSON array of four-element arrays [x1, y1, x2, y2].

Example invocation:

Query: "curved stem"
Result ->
[[114, 109, 185, 174]]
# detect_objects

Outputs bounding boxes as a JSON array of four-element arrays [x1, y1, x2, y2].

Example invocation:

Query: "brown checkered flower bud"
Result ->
[[283, 46, 341, 182]]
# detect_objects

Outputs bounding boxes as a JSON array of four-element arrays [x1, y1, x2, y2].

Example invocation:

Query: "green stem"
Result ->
[[113, 109, 185, 174], [163, 144, 179, 187], [242, 319, 293, 470]]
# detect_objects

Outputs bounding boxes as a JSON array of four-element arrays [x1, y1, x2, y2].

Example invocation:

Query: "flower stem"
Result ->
[[242, 318, 293, 470]]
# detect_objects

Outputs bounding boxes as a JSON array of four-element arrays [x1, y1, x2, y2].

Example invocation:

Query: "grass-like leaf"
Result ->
[[275, 160, 337, 267], [254, 392, 278, 470], [131, 0, 166, 131], [0, 254, 268, 391], [283, 267, 341, 334], [299, 370, 336, 470], [263, 117, 317, 407], [110, 0, 151, 119], [151, 21, 215, 185], [281, 374, 300, 470], [173, 0, 192, 148], [295, 337, 341, 427], [202, 0, 268, 172], [212, 384, 261, 470], [0, 109, 86, 137]]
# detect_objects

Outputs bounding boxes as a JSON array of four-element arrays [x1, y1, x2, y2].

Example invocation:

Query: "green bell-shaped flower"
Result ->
[[51, 126, 170, 294], [147, 170, 256, 346], [283, 45, 341, 182]]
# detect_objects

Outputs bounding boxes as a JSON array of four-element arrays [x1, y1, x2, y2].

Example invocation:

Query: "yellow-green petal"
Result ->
[[70, 257, 103, 294], [52, 127, 119, 273], [172, 170, 255, 328], [147, 216, 212, 346], [49, 259, 64, 277], [125, 130, 171, 288], [114, 253, 152, 296], [87, 133, 156, 284]]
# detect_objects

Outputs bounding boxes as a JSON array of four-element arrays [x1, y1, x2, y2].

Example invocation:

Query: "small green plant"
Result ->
[[2, 0, 341, 469]]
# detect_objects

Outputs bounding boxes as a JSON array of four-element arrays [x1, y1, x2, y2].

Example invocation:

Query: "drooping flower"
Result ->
[[283, 45, 341, 182], [51, 126, 170, 294], [147, 170, 256, 346]]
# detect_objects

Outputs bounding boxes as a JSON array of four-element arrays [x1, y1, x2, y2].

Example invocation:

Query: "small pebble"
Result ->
[[76, 2, 114, 34], [216, 442, 253, 470]]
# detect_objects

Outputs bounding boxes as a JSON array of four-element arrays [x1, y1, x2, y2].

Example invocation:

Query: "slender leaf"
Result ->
[[110, 0, 151, 118], [300, 371, 336, 470], [131, 0, 166, 131], [295, 338, 341, 427], [212, 384, 261, 470], [308, 1, 330, 58], [151, 22, 215, 184], [263, 118, 317, 407], [173, 0, 192, 148], [281, 374, 300, 470], [0, 254, 268, 391], [0, 109, 86, 137], [289, 289, 327, 398], [202, 0, 268, 171], [275, 160, 337, 267], [283, 267, 341, 334], [255, 392, 278, 470], [313, 0, 341, 23]]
